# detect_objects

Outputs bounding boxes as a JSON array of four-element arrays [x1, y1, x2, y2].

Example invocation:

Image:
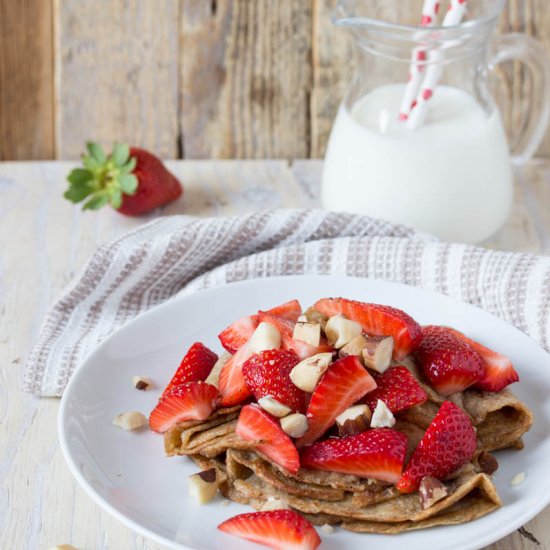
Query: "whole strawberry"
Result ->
[[64, 142, 183, 216]]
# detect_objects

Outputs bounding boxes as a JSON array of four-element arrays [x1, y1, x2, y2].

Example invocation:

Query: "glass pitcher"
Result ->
[[322, 0, 550, 243]]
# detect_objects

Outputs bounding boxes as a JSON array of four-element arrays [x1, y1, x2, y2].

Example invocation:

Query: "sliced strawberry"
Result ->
[[301, 428, 407, 483], [397, 400, 477, 493], [218, 315, 259, 354], [296, 356, 377, 447], [362, 366, 428, 414], [257, 312, 333, 360], [263, 299, 303, 322], [218, 343, 254, 406], [149, 382, 219, 433], [414, 325, 485, 396], [161, 342, 218, 397], [313, 298, 422, 360], [217, 301, 302, 354], [242, 349, 306, 413], [447, 328, 519, 392], [235, 404, 300, 474], [218, 509, 321, 550]]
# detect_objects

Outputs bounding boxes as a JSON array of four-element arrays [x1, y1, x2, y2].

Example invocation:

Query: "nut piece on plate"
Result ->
[[303, 307, 329, 330], [477, 451, 499, 476], [260, 497, 291, 511], [258, 396, 292, 418], [249, 322, 282, 353], [339, 334, 368, 360], [132, 375, 153, 390], [112, 411, 148, 431], [335, 404, 371, 437], [280, 413, 309, 438], [188, 468, 219, 504], [362, 335, 394, 373], [419, 476, 450, 509], [293, 321, 321, 347], [289, 352, 333, 392], [205, 352, 231, 388], [325, 315, 362, 349], [321, 524, 335, 534], [370, 400, 396, 428], [510, 472, 526, 486]]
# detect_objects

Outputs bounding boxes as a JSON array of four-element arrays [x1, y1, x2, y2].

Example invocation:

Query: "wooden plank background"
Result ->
[[0, 0, 549, 160]]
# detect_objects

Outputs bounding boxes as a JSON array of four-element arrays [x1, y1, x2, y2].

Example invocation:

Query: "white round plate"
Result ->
[[59, 275, 550, 550]]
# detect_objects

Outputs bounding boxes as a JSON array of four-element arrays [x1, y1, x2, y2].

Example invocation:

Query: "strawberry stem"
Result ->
[[64, 142, 139, 211]]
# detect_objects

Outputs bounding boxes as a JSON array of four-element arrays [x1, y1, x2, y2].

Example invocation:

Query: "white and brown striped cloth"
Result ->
[[24, 209, 550, 396]]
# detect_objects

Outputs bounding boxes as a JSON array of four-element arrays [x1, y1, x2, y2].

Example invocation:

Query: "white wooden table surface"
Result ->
[[1, 159, 549, 550]]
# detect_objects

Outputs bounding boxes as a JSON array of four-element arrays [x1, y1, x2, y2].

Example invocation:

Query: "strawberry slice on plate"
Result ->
[[218, 343, 254, 406], [161, 342, 218, 397], [235, 404, 300, 474], [447, 328, 519, 392], [257, 312, 333, 360], [313, 298, 422, 360], [218, 509, 321, 550], [301, 428, 408, 483], [397, 400, 477, 493], [149, 382, 219, 433], [218, 300, 302, 354], [296, 355, 377, 447], [242, 349, 306, 413], [414, 325, 485, 396], [362, 366, 428, 414], [218, 315, 259, 354]]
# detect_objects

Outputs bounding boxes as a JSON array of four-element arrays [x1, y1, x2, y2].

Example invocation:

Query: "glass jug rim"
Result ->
[[333, 0, 506, 34]]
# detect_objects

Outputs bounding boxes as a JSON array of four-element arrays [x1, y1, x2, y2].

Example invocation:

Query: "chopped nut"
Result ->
[[258, 396, 291, 418], [339, 334, 368, 360], [260, 497, 290, 511], [370, 400, 395, 429], [280, 413, 308, 438], [336, 404, 371, 436], [325, 315, 363, 349], [290, 352, 333, 392], [510, 472, 526, 486], [419, 476, 450, 509], [293, 321, 321, 347], [188, 468, 219, 504], [321, 524, 335, 534], [249, 322, 281, 353], [362, 335, 394, 373], [303, 307, 329, 330], [132, 375, 153, 390], [477, 452, 499, 475], [205, 352, 231, 388], [112, 411, 148, 431]]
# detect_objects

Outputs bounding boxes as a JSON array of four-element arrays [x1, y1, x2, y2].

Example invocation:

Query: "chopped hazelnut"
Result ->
[[289, 352, 333, 392], [419, 476, 450, 509], [249, 322, 281, 353], [303, 307, 329, 330], [510, 472, 526, 486], [325, 315, 363, 349], [112, 411, 148, 431], [205, 352, 231, 388], [321, 524, 335, 534], [188, 468, 219, 504], [132, 376, 153, 390], [280, 413, 309, 438], [339, 334, 368, 360], [335, 404, 371, 436], [293, 321, 321, 347], [258, 396, 291, 418], [362, 335, 394, 373], [370, 400, 395, 428]]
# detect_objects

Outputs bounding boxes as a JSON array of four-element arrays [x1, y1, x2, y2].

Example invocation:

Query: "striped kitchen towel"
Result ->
[[23, 209, 550, 396]]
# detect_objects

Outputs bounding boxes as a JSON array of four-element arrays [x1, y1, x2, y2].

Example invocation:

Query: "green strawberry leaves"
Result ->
[[64, 142, 139, 212]]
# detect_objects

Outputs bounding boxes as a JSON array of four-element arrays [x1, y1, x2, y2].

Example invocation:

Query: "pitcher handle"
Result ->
[[490, 33, 550, 165]]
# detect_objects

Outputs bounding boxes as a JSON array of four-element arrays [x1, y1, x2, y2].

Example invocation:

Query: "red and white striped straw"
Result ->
[[398, 0, 441, 121], [407, 0, 468, 130]]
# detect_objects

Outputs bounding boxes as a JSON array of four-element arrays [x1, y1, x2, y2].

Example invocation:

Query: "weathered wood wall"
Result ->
[[1, 0, 549, 160]]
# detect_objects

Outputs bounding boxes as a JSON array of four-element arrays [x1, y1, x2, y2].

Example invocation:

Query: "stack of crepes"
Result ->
[[160, 303, 534, 534]]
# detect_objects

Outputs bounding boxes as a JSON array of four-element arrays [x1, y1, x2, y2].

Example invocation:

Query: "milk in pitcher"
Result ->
[[322, 84, 513, 243]]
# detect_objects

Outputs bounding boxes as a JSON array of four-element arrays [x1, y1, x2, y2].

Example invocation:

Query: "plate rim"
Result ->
[[58, 274, 550, 550]]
